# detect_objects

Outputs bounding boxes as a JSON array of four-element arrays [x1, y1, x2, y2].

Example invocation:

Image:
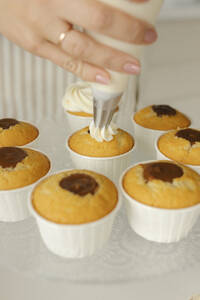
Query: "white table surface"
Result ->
[[0, 264, 199, 300]]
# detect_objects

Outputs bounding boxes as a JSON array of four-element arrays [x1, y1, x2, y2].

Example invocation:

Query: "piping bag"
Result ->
[[87, 0, 164, 135]]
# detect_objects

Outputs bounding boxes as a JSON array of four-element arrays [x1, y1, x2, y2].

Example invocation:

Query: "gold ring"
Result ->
[[58, 32, 67, 44]]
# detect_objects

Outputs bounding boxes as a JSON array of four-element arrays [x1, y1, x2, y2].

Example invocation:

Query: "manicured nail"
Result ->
[[123, 63, 141, 74], [96, 74, 110, 84], [144, 29, 157, 43]]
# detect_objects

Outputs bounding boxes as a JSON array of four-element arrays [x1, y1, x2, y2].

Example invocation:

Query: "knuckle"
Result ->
[[91, 7, 112, 31], [76, 61, 85, 78], [62, 58, 79, 74], [64, 32, 87, 59]]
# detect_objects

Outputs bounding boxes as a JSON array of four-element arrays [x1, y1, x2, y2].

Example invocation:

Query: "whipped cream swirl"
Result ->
[[62, 82, 93, 114], [89, 120, 118, 142]]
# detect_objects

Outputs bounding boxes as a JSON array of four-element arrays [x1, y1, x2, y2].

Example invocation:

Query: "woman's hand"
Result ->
[[0, 0, 157, 84]]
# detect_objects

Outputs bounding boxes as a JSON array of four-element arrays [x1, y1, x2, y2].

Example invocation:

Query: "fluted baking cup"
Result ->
[[29, 170, 121, 258], [66, 135, 136, 184], [0, 149, 51, 222], [120, 160, 200, 243]]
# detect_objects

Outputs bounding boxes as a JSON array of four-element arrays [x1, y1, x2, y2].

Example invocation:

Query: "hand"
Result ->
[[0, 0, 157, 84]]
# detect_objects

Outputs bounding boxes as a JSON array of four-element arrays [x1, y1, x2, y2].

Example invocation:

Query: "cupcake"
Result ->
[[133, 105, 191, 159], [62, 82, 94, 132], [120, 160, 200, 243], [0, 118, 39, 147], [156, 128, 200, 173], [0, 147, 50, 221], [67, 126, 135, 183], [29, 169, 121, 258], [62, 82, 118, 132]]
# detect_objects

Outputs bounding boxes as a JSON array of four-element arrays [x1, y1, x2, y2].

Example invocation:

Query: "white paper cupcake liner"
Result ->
[[0, 149, 51, 222], [155, 135, 200, 173], [66, 135, 136, 184], [132, 118, 165, 160], [0, 185, 35, 222], [29, 170, 122, 258], [120, 160, 200, 243], [64, 111, 93, 132]]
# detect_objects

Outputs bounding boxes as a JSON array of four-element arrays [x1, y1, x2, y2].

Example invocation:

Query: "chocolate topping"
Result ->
[[0, 118, 19, 130], [0, 147, 28, 169], [176, 128, 200, 145], [142, 162, 183, 183], [152, 105, 176, 117], [59, 173, 99, 196]]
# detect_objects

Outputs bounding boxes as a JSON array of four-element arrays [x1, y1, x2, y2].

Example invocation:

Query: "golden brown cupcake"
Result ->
[[123, 160, 200, 209], [0, 118, 39, 147], [68, 127, 134, 157], [158, 128, 200, 165], [134, 105, 190, 131], [0, 147, 50, 190], [32, 169, 118, 224]]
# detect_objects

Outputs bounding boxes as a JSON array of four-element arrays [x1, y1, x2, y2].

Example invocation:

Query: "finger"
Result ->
[[34, 17, 72, 44], [1, 16, 111, 83], [40, 18, 141, 75], [56, 0, 157, 44], [37, 41, 111, 84], [60, 29, 141, 74]]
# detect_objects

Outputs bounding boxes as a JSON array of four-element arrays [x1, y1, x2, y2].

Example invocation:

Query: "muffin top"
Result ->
[[0, 118, 39, 147], [123, 160, 200, 209], [134, 105, 190, 131], [158, 128, 200, 165], [0, 147, 50, 190], [68, 127, 134, 157], [32, 169, 118, 224]]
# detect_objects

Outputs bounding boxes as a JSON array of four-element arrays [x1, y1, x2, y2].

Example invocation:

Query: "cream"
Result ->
[[89, 120, 118, 142], [62, 82, 93, 114]]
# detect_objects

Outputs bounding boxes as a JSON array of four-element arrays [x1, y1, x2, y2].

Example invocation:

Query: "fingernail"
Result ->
[[96, 74, 110, 84], [144, 29, 157, 43], [123, 63, 141, 74]]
